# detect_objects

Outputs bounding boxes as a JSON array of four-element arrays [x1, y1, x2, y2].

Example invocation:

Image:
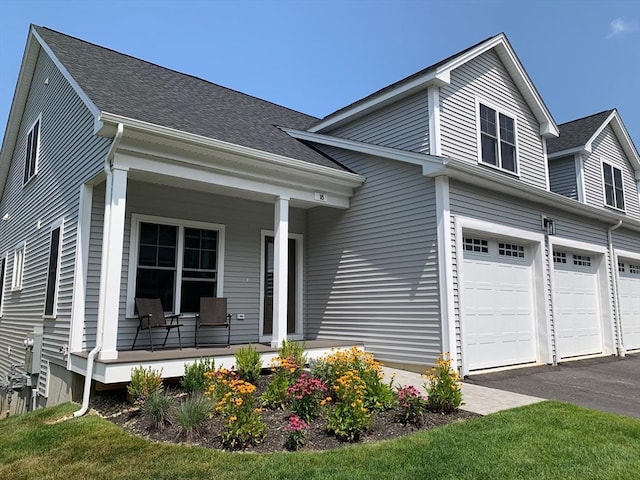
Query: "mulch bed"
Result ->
[[89, 377, 479, 453]]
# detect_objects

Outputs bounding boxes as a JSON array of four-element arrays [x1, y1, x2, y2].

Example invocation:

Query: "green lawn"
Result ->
[[1, 401, 638, 480]]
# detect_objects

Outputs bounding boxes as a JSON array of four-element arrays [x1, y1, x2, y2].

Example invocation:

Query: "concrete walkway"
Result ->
[[382, 367, 545, 415]]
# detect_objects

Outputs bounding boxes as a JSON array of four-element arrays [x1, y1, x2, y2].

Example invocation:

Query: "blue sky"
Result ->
[[1, 0, 639, 149]]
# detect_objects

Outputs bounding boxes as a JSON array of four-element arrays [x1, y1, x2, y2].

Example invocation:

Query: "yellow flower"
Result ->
[[235, 397, 243, 406], [229, 415, 237, 422]]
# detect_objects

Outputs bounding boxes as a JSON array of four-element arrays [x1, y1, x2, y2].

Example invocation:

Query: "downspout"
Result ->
[[74, 123, 124, 417], [607, 220, 624, 357]]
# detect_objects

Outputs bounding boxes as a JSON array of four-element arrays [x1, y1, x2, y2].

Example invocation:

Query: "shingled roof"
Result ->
[[33, 26, 346, 171], [546, 110, 614, 154]]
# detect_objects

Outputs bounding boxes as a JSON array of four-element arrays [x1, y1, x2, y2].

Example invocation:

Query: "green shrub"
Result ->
[[214, 379, 266, 449], [143, 390, 173, 431], [128, 366, 163, 405], [326, 370, 371, 441], [235, 345, 262, 383], [424, 353, 463, 413], [181, 357, 215, 394], [278, 340, 307, 368], [260, 367, 292, 410], [176, 394, 212, 441]]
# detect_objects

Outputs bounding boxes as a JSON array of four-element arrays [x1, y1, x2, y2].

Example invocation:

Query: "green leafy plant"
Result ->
[[175, 393, 212, 441], [204, 367, 237, 404], [284, 415, 309, 451], [395, 386, 425, 426], [127, 366, 163, 405], [181, 357, 215, 394], [278, 340, 307, 369], [234, 345, 263, 383], [260, 356, 300, 409], [424, 353, 463, 413], [143, 390, 173, 431], [215, 379, 266, 449], [326, 370, 371, 441], [286, 373, 328, 423]]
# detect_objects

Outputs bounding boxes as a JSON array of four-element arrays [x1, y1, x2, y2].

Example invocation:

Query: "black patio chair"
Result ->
[[132, 298, 183, 351], [195, 297, 232, 348]]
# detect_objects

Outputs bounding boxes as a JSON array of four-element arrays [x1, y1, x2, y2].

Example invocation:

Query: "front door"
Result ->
[[263, 236, 297, 336]]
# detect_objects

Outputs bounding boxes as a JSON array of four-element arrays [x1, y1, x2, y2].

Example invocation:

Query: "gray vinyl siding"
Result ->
[[306, 144, 441, 367], [326, 91, 430, 154], [449, 179, 613, 361], [583, 125, 640, 220], [613, 228, 640, 253], [83, 180, 306, 350], [0, 50, 109, 390], [440, 49, 547, 190], [549, 155, 578, 200]]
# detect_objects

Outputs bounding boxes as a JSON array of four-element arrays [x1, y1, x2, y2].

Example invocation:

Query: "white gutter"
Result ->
[[607, 220, 625, 357], [74, 123, 124, 417]]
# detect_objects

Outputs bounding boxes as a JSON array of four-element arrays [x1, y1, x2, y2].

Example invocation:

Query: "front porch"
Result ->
[[69, 340, 363, 384]]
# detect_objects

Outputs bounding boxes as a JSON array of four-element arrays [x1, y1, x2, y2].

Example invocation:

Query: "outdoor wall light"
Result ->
[[543, 217, 556, 236]]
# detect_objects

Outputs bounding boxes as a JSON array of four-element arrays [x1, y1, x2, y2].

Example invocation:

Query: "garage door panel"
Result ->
[[463, 238, 536, 371], [553, 251, 602, 358], [619, 260, 640, 350]]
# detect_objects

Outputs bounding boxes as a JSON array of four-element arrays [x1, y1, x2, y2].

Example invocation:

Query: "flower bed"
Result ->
[[90, 348, 477, 453]]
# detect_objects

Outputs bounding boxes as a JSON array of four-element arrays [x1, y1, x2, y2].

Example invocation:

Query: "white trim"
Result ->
[[259, 229, 304, 343], [11, 241, 26, 291], [600, 158, 626, 212], [100, 112, 365, 185], [280, 127, 447, 175], [574, 154, 586, 203], [615, 249, 640, 263], [30, 27, 101, 122], [22, 113, 42, 187], [435, 177, 455, 357], [542, 137, 550, 191], [43, 219, 64, 319], [548, 236, 615, 359], [427, 86, 441, 156], [454, 216, 548, 375], [69, 184, 93, 355], [475, 98, 520, 176], [126, 213, 226, 316]]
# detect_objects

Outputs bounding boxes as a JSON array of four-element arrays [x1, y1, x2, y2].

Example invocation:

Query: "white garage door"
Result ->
[[619, 260, 640, 351], [462, 237, 537, 371], [552, 251, 602, 358]]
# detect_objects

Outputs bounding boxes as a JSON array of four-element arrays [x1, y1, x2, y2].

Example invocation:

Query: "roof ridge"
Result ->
[[557, 109, 615, 127], [34, 25, 320, 122]]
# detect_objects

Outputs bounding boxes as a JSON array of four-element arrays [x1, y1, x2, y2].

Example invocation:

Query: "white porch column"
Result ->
[[99, 167, 128, 360], [271, 196, 289, 348]]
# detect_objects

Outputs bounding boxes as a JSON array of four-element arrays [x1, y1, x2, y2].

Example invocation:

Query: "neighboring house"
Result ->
[[0, 26, 638, 413]]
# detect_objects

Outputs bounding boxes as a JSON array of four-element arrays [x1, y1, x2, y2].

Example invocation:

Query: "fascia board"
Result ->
[[99, 112, 365, 188], [584, 111, 640, 175], [439, 159, 640, 232], [547, 146, 590, 159], [281, 127, 448, 175], [0, 29, 40, 200]]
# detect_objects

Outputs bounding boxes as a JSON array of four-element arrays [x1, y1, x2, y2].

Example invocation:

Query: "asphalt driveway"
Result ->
[[465, 353, 640, 418]]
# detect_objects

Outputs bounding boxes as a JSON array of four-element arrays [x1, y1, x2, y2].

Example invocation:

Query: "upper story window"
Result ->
[[478, 103, 517, 174], [24, 117, 41, 185], [12, 243, 25, 290], [44, 226, 62, 317], [602, 161, 625, 211]]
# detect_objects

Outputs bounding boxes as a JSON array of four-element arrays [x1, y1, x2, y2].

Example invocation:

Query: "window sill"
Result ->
[[478, 161, 520, 178], [22, 173, 38, 188], [603, 204, 626, 214], [43, 315, 57, 321]]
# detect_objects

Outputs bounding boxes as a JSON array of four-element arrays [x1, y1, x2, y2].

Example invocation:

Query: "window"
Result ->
[[553, 251, 567, 264], [463, 237, 489, 253], [618, 262, 625, 273], [602, 162, 625, 210], [12, 243, 25, 290], [130, 216, 224, 314], [573, 254, 591, 267], [44, 226, 61, 316], [24, 117, 40, 184], [0, 257, 5, 315], [479, 103, 517, 173], [498, 242, 525, 258], [630, 264, 640, 275]]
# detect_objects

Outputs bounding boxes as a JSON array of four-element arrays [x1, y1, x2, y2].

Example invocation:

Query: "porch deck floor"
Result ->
[[74, 340, 359, 365]]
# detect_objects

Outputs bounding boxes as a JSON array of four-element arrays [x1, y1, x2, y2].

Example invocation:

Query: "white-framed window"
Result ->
[[618, 262, 625, 273], [44, 223, 63, 317], [477, 101, 517, 174], [601, 161, 625, 211], [0, 255, 6, 316], [498, 242, 525, 258], [463, 237, 489, 253], [630, 264, 640, 275], [127, 214, 225, 315], [12, 242, 26, 290], [23, 115, 41, 185], [573, 254, 591, 267], [553, 251, 567, 264]]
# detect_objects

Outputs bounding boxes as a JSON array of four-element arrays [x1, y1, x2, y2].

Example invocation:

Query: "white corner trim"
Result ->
[[281, 127, 448, 173], [574, 153, 586, 203], [428, 86, 441, 156], [542, 137, 550, 191], [435, 176, 455, 358]]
